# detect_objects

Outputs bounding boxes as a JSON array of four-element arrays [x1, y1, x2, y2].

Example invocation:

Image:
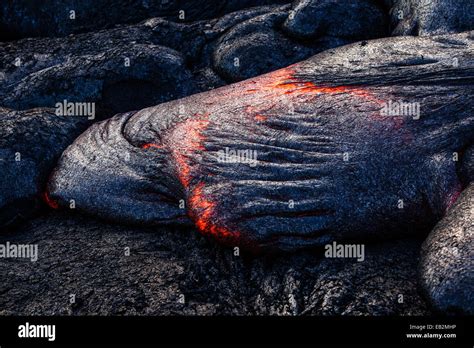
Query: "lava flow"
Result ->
[[140, 67, 392, 246]]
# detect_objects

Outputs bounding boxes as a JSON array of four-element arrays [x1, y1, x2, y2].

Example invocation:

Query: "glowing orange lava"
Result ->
[[255, 114, 268, 122], [275, 80, 351, 95], [141, 143, 163, 150], [268, 68, 384, 103], [242, 67, 386, 123], [163, 113, 240, 243], [168, 114, 209, 188], [189, 182, 239, 243], [42, 191, 58, 209]]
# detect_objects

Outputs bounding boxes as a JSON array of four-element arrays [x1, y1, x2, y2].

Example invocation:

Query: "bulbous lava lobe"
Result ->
[[47, 31, 474, 251], [419, 183, 474, 315]]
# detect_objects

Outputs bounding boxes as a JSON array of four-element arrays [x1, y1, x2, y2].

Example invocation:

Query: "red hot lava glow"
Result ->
[[43, 191, 59, 209]]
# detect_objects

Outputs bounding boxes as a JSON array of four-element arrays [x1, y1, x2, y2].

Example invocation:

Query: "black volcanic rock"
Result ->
[[0, 27, 198, 119], [0, 107, 89, 228], [419, 183, 474, 315], [283, 0, 388, 40], [0, 0, 290, 41], [212, 0, 388, 82], [0, 211, 430, 315], [0, 3, 390, 115], [391, 0, 474, 36], [212, 9, 316, 82]]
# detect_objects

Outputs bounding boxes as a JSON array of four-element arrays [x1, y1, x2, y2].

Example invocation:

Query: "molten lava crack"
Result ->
[[150, 112, 241, 244], [189, 182, 240, 243], [43, 191, 59, 209]]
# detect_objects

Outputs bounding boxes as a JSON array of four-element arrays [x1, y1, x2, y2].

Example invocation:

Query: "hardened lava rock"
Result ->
[[0, 1, 391, 114], [282, 0, 388, 40], [0, 211, 430, 315], [0, 33, 198, 119], [390, 0, 474, 36], [419, 183, 474, 315], [212, 0, 388, 82], [0, 107, 89, 228], [0, 0, 290, 40]]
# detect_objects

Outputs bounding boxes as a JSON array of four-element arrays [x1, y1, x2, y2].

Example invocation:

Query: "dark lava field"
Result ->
[[0, 0, 472, 316]]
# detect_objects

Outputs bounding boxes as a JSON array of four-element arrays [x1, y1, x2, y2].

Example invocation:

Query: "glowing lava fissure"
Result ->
[[189, 182, 241, 244], [141, 143, 163, 150], [261, 67, 384, 102], [42, 191, 59, 209], [243, 67, 387, 126], [255, 67, 411, 134], [150, 112, 241, 244], [167, 114, 210, 189]]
